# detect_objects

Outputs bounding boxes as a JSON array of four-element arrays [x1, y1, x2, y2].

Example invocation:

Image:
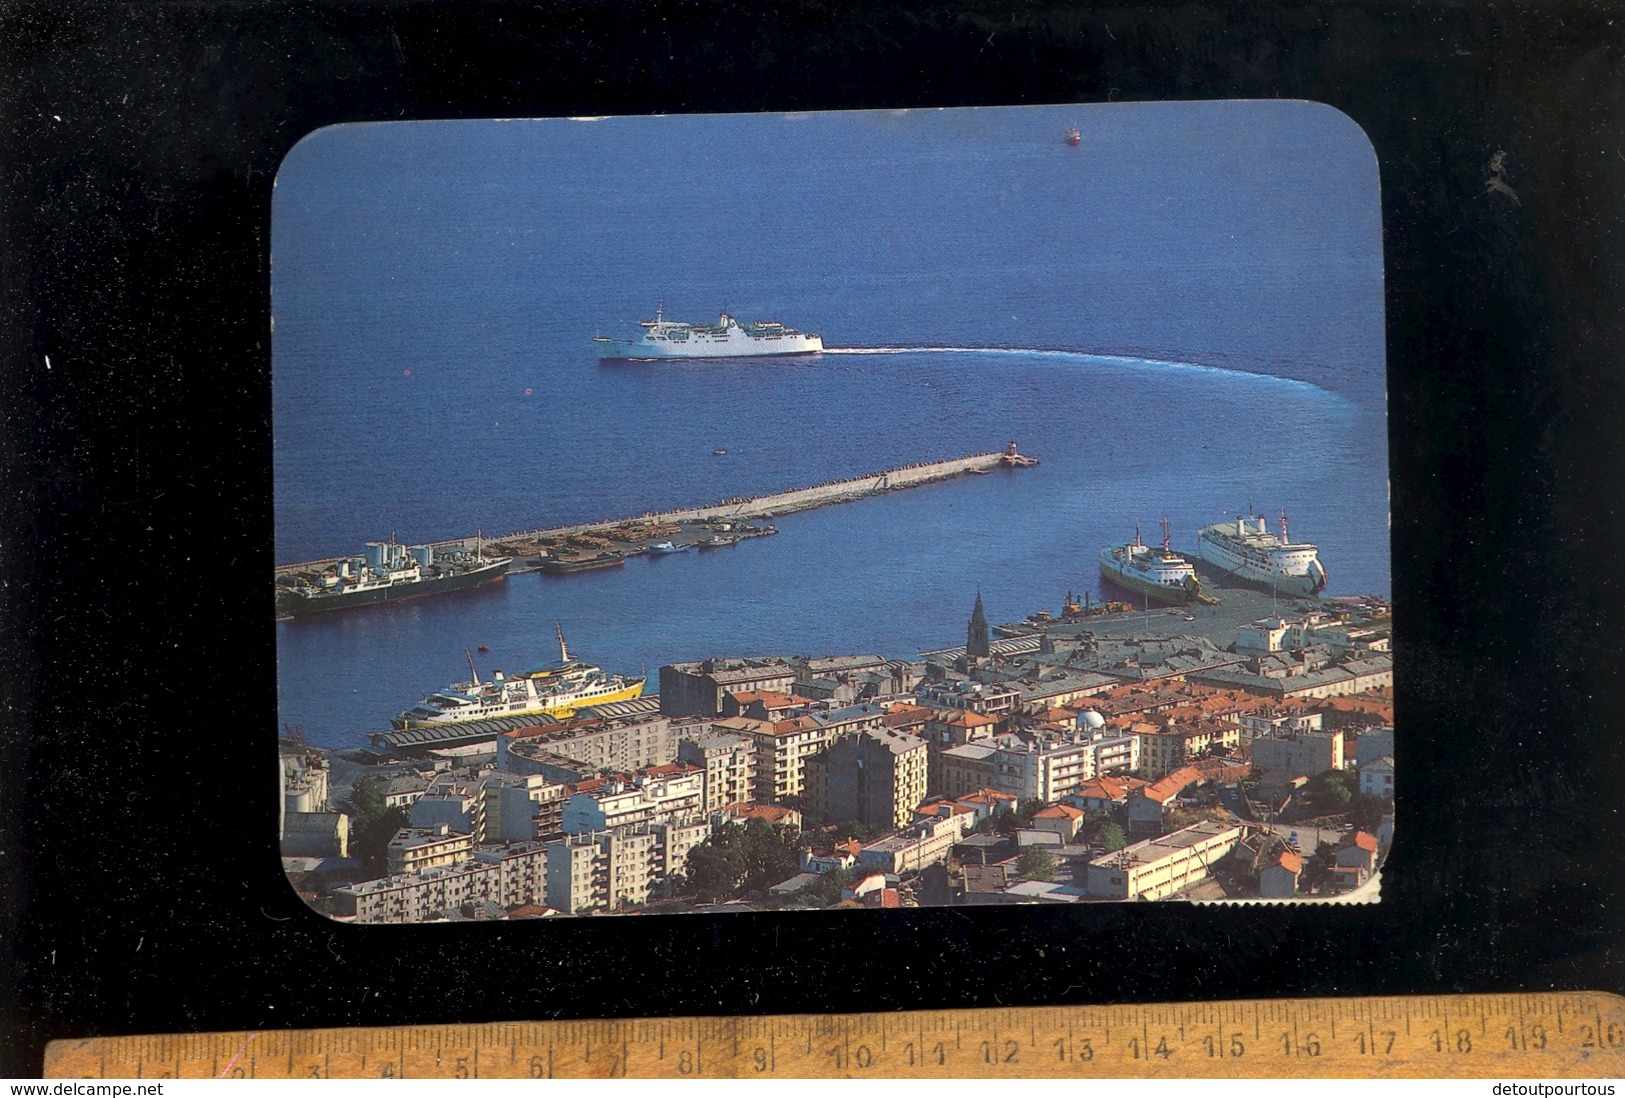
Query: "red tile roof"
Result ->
[[502, 722, 565, 740], [1071, 777, 1129, 803], [956, 788, 1018, 807], [1139, 766, 1203, 803], [1313, 693, 1395, 722], [730, 690, 810, 710], [738, 804, 799, 825], [1034, 804, 1084, 821], [915, 801, 976, 821], [771, 716, 822, 735], [1348, 831, 1378, 852], [933, 710, 997, 728], [1273, 850, 1304, 875], [1190, 757, 1250, 782]]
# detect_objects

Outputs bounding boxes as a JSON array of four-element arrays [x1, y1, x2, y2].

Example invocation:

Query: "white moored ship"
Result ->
[[1197, 509, 1328, 597], [392, 624, 646, 729], [1099, 518, 1207, 606], [594, 306, 823, 360]]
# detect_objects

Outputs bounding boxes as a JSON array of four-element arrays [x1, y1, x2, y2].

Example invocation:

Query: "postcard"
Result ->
[[274, 101, 1392, 920]]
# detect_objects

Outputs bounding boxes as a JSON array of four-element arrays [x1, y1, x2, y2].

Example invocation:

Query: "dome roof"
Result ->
[[1079, 709, 1106, 729]]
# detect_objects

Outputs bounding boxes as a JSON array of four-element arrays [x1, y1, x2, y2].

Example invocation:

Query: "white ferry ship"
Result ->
[[594, 306, 823, 360], [392, 624, 645, 728], [1197, 510, 1328, 597], [1098, 518, 1206, 606]]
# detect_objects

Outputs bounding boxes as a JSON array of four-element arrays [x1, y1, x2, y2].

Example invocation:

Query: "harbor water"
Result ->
[[272, 102, 1389, 749]]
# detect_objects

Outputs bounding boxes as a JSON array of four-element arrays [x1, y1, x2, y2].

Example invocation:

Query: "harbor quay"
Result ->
[[273, 444, 1036, 579]]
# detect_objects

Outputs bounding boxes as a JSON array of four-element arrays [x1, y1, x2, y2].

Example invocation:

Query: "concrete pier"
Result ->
[[275, 447, 1034, 577]]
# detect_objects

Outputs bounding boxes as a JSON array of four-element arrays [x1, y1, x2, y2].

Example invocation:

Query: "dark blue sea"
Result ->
[[272, 102, 1389, 750]]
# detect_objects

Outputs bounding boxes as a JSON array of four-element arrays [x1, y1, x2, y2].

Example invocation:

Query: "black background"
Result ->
[[2, 0, 1622, 1079]]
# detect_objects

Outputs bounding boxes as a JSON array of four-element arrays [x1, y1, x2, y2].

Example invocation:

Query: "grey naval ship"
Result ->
[[276, 537, 510, 616], [594, 306, 823, 360]]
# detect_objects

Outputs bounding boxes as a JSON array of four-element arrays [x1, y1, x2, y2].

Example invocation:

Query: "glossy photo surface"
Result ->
[[273, 102, 1392, 920]]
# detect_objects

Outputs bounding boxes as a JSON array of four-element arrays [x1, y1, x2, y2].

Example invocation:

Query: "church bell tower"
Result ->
[[966, 591, 991, 659]]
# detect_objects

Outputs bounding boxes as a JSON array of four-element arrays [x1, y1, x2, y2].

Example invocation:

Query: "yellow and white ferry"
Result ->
[[392, 624, 645, 729]]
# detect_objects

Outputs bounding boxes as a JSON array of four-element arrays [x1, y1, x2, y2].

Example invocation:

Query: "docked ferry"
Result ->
[[276, 536, 509, 616], [1197, 510, 1328, 597], [392, 624, 646, 728], [1099, 518, 1206, 606], [594, 306, 823, 360]]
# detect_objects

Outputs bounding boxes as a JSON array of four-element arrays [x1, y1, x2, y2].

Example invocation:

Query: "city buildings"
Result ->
[[677, 731, 755, 812], [1359, 756, 1395, 798], [857, 814, 970, 874], [560, 768, 705, 833], [804, 726, 928, 830], [304, 583, 1393, 919], [1250, 730, 1345, 779], [387, 825, 473, 875], [334, 842, 552, 923], [496, 710, 679, 779], [1134, 719, 1241, 779], [658, 658, 798, 717], [544, 821, 710, 914], [1084, 820, 1247, 901]]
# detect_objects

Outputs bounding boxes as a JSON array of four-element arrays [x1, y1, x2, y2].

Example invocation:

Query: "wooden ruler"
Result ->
[[43, 992, 1624, 1079]]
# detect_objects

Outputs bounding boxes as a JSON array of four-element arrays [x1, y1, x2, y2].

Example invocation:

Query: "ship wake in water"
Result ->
[[822, 346, 1333, 394]]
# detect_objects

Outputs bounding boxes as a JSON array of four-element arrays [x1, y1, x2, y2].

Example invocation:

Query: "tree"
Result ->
[[351, 774, 388, 821], [683, 819, 803, 902], [346, 775, 408, 877], [1317, 772, 1352, 807], [1097, 823, 1127, 852], [1017, 845, 1056, 882], [685, 841, 747, 903], [1348, 792, 1388, 833], [739, 818, 800, 893], [834, 819, 879, 843], [1300, 839, 1338, 893], [803, 865, 853, 906]]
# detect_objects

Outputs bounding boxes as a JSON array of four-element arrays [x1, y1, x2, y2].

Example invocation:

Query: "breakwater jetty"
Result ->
[[275, 443, 1037, 578]]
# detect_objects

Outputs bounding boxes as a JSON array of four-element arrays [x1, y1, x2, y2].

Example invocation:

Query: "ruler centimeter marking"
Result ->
[[42, 992, 1625, 1079]]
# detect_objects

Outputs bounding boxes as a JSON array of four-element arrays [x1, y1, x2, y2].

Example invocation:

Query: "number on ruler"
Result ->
[[903, 1041, 947, 1067], [1354, 1031, 1396, 1055], [980, 1039, 1018, 1064], [1281, 1033, 1321, 1057]]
